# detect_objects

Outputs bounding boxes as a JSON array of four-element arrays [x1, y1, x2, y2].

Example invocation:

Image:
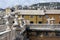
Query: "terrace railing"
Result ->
[[26, 24, 60, 31], [0, 25, 6, 32]]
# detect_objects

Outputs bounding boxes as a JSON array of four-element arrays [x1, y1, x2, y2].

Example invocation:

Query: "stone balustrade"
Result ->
[[0, 25, 16, 40], [0, 25, 6, 32], [27, 24, 60, 31]]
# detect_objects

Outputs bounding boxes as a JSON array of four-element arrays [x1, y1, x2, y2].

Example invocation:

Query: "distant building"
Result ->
[[12, 9, 60, 40], [13, 10, 60, 24]]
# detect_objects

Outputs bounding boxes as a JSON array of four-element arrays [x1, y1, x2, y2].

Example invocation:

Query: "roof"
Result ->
[[14, 10, 45, 15], [45, 10, 60, 14], [12, 10, 60, 15]]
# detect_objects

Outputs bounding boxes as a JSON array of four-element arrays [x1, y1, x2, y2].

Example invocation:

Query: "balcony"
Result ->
[[26, 24, 60, 31]]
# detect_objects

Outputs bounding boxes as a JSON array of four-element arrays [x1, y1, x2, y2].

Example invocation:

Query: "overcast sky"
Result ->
[[0, 0, 60, 8]]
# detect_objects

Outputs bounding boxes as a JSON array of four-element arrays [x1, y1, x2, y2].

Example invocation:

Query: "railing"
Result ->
[[0, 25, 6, 32], [26, 24, 60, 30], [0, 30, 16, 40], [0, 30, 11, 40], [0, 27, 16, 40]]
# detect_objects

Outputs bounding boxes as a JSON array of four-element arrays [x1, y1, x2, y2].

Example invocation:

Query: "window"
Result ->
[[45, 15, 49, 18], [55, 32, 60, 36], [22, 15, 24, 18], [30, 21, 34, 24], [39, 15, 42, 18], [38, 21, 42, 24], [30, 15, 33, 18]]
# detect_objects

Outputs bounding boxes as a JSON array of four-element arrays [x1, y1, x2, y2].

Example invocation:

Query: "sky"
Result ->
[[0, 0, 60, 8]]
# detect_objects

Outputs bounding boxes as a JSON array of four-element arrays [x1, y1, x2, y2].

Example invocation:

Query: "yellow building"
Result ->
[[13, 10, 60, 24], [4, 5, 60, 25], [13, 10, 60, 40], [5, 8, 60, 40]]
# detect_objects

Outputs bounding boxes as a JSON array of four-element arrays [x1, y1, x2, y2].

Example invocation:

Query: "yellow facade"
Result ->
[[37, 15, 44, 24], [19, 14, 60, 24], [29, 15, 36, 24]]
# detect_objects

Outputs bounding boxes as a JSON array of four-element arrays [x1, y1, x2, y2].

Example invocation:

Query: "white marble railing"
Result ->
[[27, 24, 60, 30], [0, 20, 16, 40], [0, 30, 11, 40], [0, 25, 6, 32], [0, 26, 16, 40]]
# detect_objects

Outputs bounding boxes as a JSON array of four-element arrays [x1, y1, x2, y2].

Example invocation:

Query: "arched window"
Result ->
[[22, 15, 24, 18], [30, 21, 34, 24], [38, 21, 42, 24]]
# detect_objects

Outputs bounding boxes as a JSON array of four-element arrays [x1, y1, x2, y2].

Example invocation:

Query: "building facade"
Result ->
[[10, 9, 60, 40], [13, 10, 60, 24]]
